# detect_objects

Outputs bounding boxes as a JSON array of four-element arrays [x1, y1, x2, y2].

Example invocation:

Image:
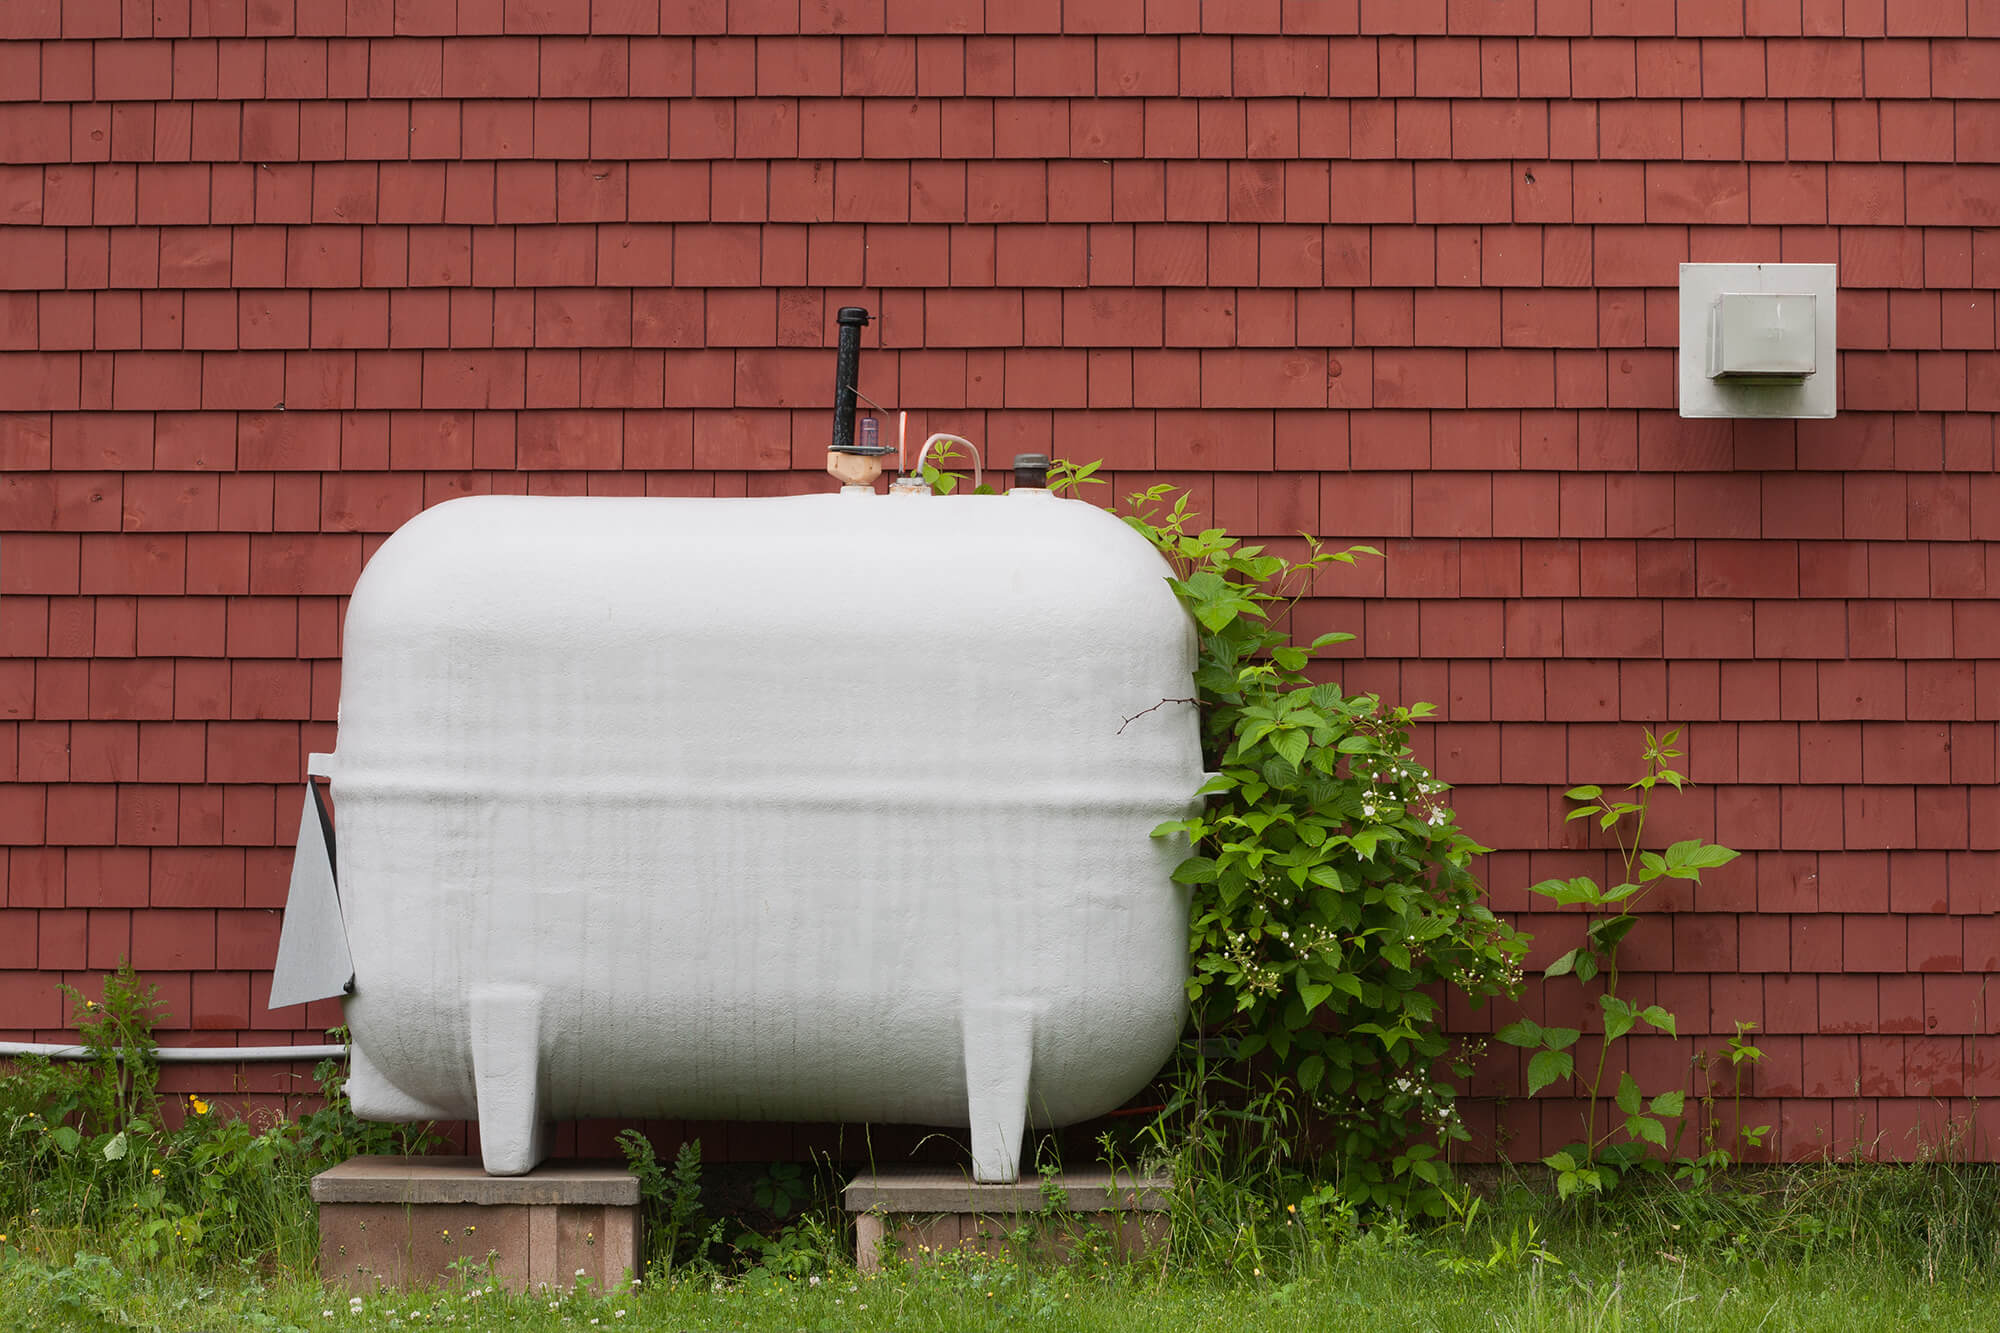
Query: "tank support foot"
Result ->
[[469, 985, 549, 1176], [962, 999, 1033, 1184]]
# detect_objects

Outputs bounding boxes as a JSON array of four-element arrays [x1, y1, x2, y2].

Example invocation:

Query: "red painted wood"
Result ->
[[3, 1, 1998, 1162]]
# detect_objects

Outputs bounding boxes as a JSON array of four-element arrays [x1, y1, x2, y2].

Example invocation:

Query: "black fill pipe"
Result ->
[[830, 306, 871, 451]]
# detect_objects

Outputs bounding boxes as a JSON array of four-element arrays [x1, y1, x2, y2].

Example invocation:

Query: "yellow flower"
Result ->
[[151, 1168, 162, 1177], [188, 1096, 210, 1116]]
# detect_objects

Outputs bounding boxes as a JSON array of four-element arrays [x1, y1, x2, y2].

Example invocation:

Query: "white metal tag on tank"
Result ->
[[268, 780, 354, 1010]]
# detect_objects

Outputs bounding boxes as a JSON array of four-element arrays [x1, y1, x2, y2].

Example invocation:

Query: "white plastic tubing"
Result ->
[[0, 1042, 345, 1063]]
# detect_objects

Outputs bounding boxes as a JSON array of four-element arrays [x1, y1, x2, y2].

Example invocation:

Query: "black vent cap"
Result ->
[[1013, 453, 1050, 489]]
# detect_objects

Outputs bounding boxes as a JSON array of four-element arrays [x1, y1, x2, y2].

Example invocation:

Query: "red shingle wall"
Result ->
[[3, 0, 1999, 1159]]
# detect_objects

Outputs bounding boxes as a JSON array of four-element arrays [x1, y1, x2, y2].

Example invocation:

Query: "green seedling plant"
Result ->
[[616, 1131, 721, 1273], [1427, 1185, 1562, 1278], [1718, 1021, 1771, 1157], [1498, 730, 1742, 1199], [1681, 1020, 1770, 1188], [915, 436, 997, 495], [1106, 477, 1528, 1219], [753, 1161, 807, 1220]]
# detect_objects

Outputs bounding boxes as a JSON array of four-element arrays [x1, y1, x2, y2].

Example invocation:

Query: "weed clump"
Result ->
[[0, 962, 428, 1277]]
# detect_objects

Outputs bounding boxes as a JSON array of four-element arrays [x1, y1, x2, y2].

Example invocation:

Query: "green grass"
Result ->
[[7, 1170, 2000, 1333], [0, 1241, 1992, 1332]]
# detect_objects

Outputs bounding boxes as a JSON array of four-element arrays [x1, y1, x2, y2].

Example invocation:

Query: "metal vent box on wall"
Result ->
[[1708, 292, 1817, 379], [1678, 263, 1838, 419]]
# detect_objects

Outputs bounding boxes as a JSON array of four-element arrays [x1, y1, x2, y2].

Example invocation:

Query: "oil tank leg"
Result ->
[[468, 984, 549, 1176], [962, 999, 1032, 1184]]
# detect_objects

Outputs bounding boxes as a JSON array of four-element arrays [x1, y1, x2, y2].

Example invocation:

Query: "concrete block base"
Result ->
[[842, 1166, 1170, 1275], [312, 1155, 642, 1294]]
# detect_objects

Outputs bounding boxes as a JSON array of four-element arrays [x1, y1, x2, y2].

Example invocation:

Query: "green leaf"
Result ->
[[1171, 857, 1219, 885], [103, 1131, 128, 1162], [1260, 756, 1300, 790], [1639, 1005, 1679, 1037], [1627, 1114, 1668, 1149], [1532, 877, 1606, 907], [1586, 915, 1638, 953], [1544, 948, 1578, 979], [1649, 1090, 1686, 1117], [1194, 599, 1246, 633], [1298, 978, 1333, 1012], [1297, 1054, 1325, 1091], [1600, 994, 1637, 1043], [1307, 864, 1348, 890], [1563, 785, 1603, 801], [1598, 1142, 1646, 1172], [1526, 1049, 1574, 1097], [1668, 839, 1739, 871], [1349, 828, 1388, 859], [51, 1125, 80, 1153], [1310, 632, 1355, 649], [1545, 1150, 1578, 1174], [1542, 1026, 1581, 1052], [1614, 1071, 1641, 1116], [1272, 729, 1309, 769]]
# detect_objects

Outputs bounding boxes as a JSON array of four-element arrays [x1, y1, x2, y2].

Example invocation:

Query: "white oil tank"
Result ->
[[274, 489, 1203, 1181]]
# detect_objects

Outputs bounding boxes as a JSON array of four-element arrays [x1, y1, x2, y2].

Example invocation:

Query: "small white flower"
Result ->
[[809, 1276, 820, 1286], [576, 1268, 586, 1278]]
